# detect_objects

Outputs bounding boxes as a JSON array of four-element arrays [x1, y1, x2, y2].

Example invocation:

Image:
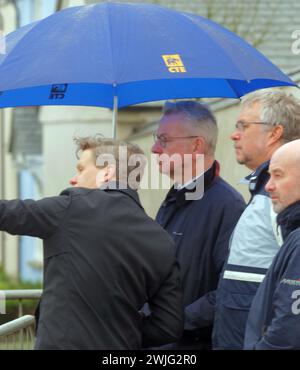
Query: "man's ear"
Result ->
[[104, 164, 117, 182], [96, 165, 117, 187], [193, 136, 206, 154], [268, 124, 284, 146]]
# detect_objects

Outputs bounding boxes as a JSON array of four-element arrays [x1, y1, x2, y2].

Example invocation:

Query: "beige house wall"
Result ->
[[40, 106, 113, 196], [59, 0, 85, 8]]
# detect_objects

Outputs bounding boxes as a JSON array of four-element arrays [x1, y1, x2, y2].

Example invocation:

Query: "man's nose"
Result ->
[[230, 129, 241, 141], [265, 178, 274, 193], [151, 141, 163, 154], [69, 176, 77, 186]]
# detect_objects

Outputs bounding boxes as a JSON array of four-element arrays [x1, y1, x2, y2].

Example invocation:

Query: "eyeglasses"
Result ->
[[235, 121, 271, 132], [153, 132, 199, 148]]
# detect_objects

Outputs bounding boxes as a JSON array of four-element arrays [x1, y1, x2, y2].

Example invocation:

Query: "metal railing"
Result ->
[[0, 315, 36, 350], [0, 289, 42, 350], [3, 289, 42, 317]]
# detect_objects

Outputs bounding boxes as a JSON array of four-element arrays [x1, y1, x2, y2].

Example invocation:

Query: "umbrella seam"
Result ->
[[106, 2, 117, 101], [181, 12, 256, 96]]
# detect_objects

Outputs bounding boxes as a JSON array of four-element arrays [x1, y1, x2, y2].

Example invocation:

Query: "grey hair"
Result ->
[[73, 134, 146, 189], [162, 100, 218, 155], [241, 88, 300, 143]]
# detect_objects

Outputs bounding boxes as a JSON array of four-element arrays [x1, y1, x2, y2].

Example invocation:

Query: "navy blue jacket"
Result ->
[[213, 161, 282, 350], [156, 161, 246, 348], [244, 200, 300, 350]]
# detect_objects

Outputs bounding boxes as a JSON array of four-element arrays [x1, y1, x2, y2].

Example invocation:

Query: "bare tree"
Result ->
[[197, 0, 278, 48]]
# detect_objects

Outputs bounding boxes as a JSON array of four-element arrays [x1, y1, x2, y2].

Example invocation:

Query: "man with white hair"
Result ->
[[213, 89, 300, 350], [151, 100, 245, 349], [244, 139, 300, 349]]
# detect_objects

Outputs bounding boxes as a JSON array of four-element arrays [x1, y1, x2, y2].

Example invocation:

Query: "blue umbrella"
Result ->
[[0, 2, 297, 137]]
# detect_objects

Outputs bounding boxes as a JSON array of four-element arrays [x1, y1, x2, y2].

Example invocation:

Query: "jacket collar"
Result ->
[[163, 160, 220, 207], [101, 182, 144, 210], [277, 200, 300, 241], [246, 160, 270, 195]]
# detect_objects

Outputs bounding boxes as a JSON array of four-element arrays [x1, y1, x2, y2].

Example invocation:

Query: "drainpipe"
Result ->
[[10, 0, 20, 28], [56, 0, 63, 12]]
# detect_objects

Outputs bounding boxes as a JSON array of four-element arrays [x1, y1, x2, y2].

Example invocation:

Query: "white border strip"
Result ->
[[223, 270, 265, 283]]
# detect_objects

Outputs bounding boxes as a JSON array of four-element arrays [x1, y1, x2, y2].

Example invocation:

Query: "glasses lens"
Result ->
[[156, 134, 168, 147], [235, 122, 245, 131]]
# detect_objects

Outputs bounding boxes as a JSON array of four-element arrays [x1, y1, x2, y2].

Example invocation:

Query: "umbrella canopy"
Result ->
[[0, 1, 297, 136]]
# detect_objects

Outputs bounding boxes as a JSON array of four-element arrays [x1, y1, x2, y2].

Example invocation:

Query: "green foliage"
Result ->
[[0, 267, 42, 290]]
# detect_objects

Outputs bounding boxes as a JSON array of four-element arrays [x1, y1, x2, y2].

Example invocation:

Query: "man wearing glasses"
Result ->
[[213, 89, 300, 350], [151, 100, 246, 349]]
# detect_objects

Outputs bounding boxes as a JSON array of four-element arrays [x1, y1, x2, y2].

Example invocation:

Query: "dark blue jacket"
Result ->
[[156, 161, 246, 349], [213, 161, 282, 350], [244, 200, 300, 350]]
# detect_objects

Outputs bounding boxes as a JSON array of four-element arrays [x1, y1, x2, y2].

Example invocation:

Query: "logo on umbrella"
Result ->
[[162, 54, 186, 73], [49, 84, 68, 100]]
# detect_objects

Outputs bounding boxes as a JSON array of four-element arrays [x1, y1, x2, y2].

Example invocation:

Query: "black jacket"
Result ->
[[0, 186, 183, 349], [156, 161, 245, 348]]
